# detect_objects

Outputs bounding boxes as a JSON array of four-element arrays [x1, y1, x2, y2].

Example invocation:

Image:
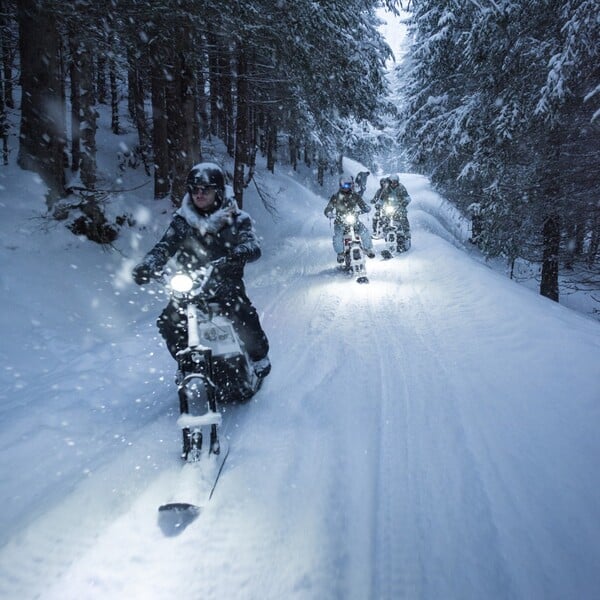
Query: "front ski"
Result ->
[[158, 437, 229, 536]]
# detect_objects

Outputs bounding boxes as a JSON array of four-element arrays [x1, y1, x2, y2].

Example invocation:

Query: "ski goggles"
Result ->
[[340, 182, 353, 190], [189, 185, 217, 195]]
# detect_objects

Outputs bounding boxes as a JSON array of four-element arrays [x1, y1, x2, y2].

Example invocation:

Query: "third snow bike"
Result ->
[[379, 203, 410, 259]]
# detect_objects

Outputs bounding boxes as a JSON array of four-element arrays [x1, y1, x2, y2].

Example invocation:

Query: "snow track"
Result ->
[[1, 172, 599, 599]]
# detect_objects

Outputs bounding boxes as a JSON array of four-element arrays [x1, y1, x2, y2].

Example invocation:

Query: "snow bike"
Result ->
[[379, 203, 411, 259], [165, 262, 261, 459], [340, 212, 369, 284], [372, 205, 384, 240], [156, 262, 262, 532]]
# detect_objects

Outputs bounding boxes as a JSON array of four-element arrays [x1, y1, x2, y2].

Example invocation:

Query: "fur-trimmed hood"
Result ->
[[176, 194, 240, 236], [137, 192, 260, 280]]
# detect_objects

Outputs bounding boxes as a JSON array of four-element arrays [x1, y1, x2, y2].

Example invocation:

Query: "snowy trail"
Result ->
[[1, 173, 599, 599]]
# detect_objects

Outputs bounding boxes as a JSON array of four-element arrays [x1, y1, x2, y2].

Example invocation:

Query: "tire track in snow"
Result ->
[[0, 411, 178, 600], [387, 252, 516, 599], [361, 281, 423, 600]]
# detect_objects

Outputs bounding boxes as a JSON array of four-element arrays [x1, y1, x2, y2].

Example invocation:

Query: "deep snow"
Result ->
[[1, 135, 599, 600]]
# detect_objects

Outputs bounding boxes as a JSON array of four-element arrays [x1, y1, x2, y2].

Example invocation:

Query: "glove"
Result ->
[[210, 256, 229, 269], [132, 262, 153, 285], [211, 254, 244, 278], [231, 244, 251, 262]]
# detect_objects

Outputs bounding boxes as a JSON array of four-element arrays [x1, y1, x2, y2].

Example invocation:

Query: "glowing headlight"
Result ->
[[170, 273, 194, 293], [384, 205, 395, 215], [344, 213, 357, 225]]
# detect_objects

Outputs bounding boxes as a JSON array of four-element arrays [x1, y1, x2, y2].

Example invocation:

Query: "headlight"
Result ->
[[170, 273, 194, 293], [384, 205, 395, 215], [344, 213, 357, 225]]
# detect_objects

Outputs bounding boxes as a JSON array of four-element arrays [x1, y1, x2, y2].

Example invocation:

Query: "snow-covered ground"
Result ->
[[1, 139, 599, 600]]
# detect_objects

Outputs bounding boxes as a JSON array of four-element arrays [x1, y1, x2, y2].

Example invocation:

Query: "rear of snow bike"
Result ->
[[379, 203, 410, 259], [164, 264, 261, 463], [340, 212, 369, 284]]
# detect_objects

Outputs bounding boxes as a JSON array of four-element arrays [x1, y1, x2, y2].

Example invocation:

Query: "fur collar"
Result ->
[[176, 194, 239, 235]]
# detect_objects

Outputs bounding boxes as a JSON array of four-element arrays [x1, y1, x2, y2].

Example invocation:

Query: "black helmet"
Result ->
[[186, 162, 225, 195], [339, 175, 354, 193]]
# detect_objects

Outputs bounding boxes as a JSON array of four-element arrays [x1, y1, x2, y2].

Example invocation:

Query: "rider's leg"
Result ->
[[332, 222, 344, 254], [157, 302, 188, 360], [217, 283, 270, 363], [358, 223, 374, 254]]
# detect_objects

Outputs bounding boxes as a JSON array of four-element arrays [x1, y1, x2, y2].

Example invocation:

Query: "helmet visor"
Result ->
[[189, 184, 218, 195]]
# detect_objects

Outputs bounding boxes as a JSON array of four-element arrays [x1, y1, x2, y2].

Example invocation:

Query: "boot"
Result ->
[[252, 356, 271, 379]]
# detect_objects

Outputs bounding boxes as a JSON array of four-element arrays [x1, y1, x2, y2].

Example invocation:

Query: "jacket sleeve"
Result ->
[[140, 215, 189, 272], [399, 184, 411, 206], [358, 196, 371, 214], [324, 196, 335, 217], [231, 212, 261, 263]]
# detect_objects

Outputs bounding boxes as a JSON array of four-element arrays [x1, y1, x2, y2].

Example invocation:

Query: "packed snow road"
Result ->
[[0, 173, 599, 600]]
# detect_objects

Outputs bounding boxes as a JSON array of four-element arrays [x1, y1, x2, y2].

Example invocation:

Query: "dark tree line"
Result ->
[[0, 0, 397, 219], [398, 0, 599, 302]]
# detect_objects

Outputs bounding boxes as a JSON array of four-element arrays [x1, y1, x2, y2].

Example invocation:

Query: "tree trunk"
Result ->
[[169, 38, 197, 205], [126, 55, 136, 122], [109, 56, 119, 134], [541, 213, 560, 302], [317, 155, 326, 186], [150, 44, 170, 199], [219, 45, 234, 157], [588, 210, 599, 268], [303, 143, 311, 167], [288, 135, 297, 170], [0, 64, 7, 165], [17, 0, 66, 204], [0, 3, 14, 109], [128, 48, 150, 175], [79, 38, 97, 188], [68, 28, 81, 172], [207, 32, 221, 138], [233, 45, 249, 207], [96, 54, 107, 104], [266, 120, 276, 173]]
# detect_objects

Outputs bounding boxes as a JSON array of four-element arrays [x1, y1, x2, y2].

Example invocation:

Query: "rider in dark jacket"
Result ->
[[324, 175, 375, 262], [132, 162, 270, 378], [375, 174, 412, 252]]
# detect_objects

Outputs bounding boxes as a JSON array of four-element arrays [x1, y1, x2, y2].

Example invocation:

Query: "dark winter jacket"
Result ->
[[139, 195, 260, 283], [324, 191, 371, 224], [377, 184, 411, 211]]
